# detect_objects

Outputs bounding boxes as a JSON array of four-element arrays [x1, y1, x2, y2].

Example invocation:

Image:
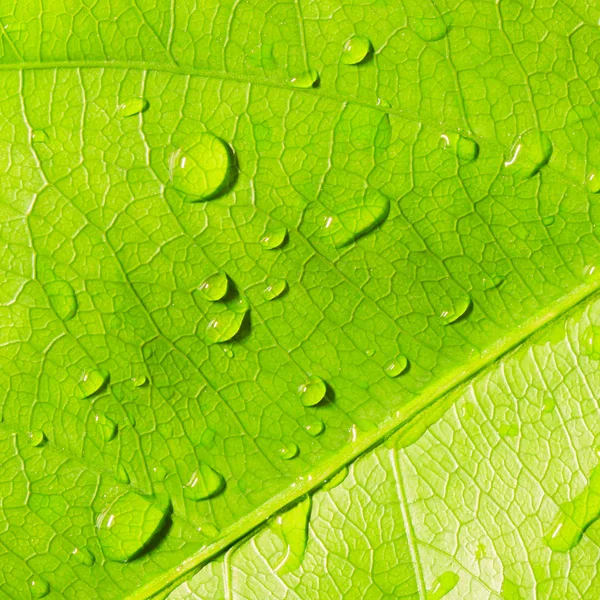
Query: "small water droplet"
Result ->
[[376, 97, 392, 109], [473, 273, 504, 291], [460, 402, 476, 419], [290, 69, 319, 88], [409, 16, 448, 42], [269, 497, 311, 573], [132, 375, 148, 387], [28, 576, 50, 598], [260, 225, 287, 249], [71, 546, 95, 566], [582, 325, 600, 359], [427, 571, 459, 599], [384, 355, 409, 378], [117, 98, 149, 118], [587, 172, 600, 194], [365, 348, 376, 357], [94, 413, 117, 442], [545, 464, 600, 552], [222, 346, 234, 358], [198, 271, 229, 302], [116, 464, 130, 484], [183, 463, 225, 500], [440, 133, 479, 163], [263, 278, 287, 301], [97, 491, 169, 562], [321, 466, 349, 491], [475, 543, 485, 560], [341, 36, 372, 64], [31, 129, 48, 144], [584, 264, 599, 281], [298, 376, 327, 406], [279, 441, 299, 460], [28, 430, 46, 447], [151, 465, 167, 482], [200, 428, 216, 446], [504, 129, 553, 180], [170, 132, 234, 201], [44, 280, 78, 321], [77, 368, 109, 399], [205, 296, 249, 344], [499, 423, 519, 437], [542, 396, 556, 413], [302, 417, 325, 437], [440, 296, 472, 325], [542, 215, 555, 226]]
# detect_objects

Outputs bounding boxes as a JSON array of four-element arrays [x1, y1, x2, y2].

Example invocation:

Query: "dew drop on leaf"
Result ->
[[542, 215, 555, 226], [321, 466, 349, 491], [504, 129, 553, 180], [117, 98, 149, 118], [31, 129, 48, 144], [205, 297, 249, 344], [71, 546, 96, 567], [170, 132, 234, 201], [290, 69, 319, 88], [587, 171, 600, 194], [269, 497, 311, 573], [260, 224, 287, 249], [341, 36, 372, 64], [279, 441, 299, 460], [132, 375, 148, 387], [116, 464, 130, 485], [582, 325, 600, 359], [95, 413, 117, 441], [151, 465, 167, 482], [473, 273, 504, 291], [298, 375, 327, 406], [384, 355, 409, 378], [77, 368, 109, 399], [28, 576, 50, 598], [409, 16, 448, 42], [44, 280, 78, 321], [97, 491, 169, 562], [263, 278, 287, 301], [475, 543, 485, 560], [440, 132, 479, 164], [542, 396, 555, 413], [222, 346, 234, 359], [544, 464, 600, 552], [183, 463, 225, 500], [440, 296, 472, 325], [499, 423, 519, 437], [302, 417, 325, 437], [28, 430, 46, 447], [426, 571, 459, 599], [198, 271, 229, 302]]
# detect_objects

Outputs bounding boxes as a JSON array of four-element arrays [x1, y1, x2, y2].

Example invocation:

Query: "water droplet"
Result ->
[[28, 576, 50, 598], [132, 375, 148, 387], [298, 376, 327, 406], [95, 413, 117, 442], [260, 224, 287, 249], [269, 497, 311, 574], [205, 296, 249, 344], [222, 346, 234, 358], [263, 278, 287, 301], [170, 132, 234, 201], [384, 355, 409, 378], [542, 215, 555, 226], [582, 325, 600, 359], [504, 129, 553, 180], [440, 296, 472, 325], [279, 441, 299, 460], [321, 466, 349, 491], [302, 417, 325, 437], [290, 70, 319, 88], [151, 465, 167, 482], [97, 491, 169, 562], [341, 36, 372, 65], [116, 464, 130, 484], [44, 280, 78, 321], [440, 133, 479, 163], [584, 264, 598, 280], [460, 402, 476, 419], [542, 397, 556, 413], [183, 463, 225, 500], [499, 423, 519, 437], [117, 97, 149, 118], [376, 97, 392, 109], [475, 543, 485, 560], [409, 17, 448, 42], [198, 271, 229, 302], [473, 273, 504, 291], [77, 368, 109, 399], [365, 348, 376, 357], [28, 430, 46, 447], [71, 546, 95, 566], [200, 428, 216, 446], [427, 571, 459, 599], [587, 172, 600, 194], [31, 129, 48, 144]]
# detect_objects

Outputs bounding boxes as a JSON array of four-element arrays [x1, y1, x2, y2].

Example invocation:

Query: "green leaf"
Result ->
[[0, 0, 598, 598]]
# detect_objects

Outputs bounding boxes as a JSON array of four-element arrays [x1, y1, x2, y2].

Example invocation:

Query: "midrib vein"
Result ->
[[129, 277, 600, 599]]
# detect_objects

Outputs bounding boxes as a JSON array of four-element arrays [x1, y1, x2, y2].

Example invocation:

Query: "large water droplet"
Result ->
[[198, 271, 229, 302], [170, 132, 234, 201], [269, 497, 311, 574], [440, 133, 479, 164], [587, 171, 600, 194], [384, 355, 409, 378], [117, 98, 149, 118], [504, 130, 553, 180], [290, 70, 319, 88], [77, 368, 109, 399], [97, 491, 169, 562], [440, 296, 472, 325], [279, 441, 299, 460], [545, 464, 600, 552], [71, 546, 96, 566], [263, 278, 287, 301], [183, 463, 225, 500], [28, 576, 50, 598], [301, 417, 325, 437], [341, 36, 372, 64], [95, 413, 118, 442], [44, 280, 78, 321], [205, 296, 249, 344], [298, 376, 327, 406], [427, 571, 459, 599], [260, 224, 287, 250], [28, 430, 46, 447]]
